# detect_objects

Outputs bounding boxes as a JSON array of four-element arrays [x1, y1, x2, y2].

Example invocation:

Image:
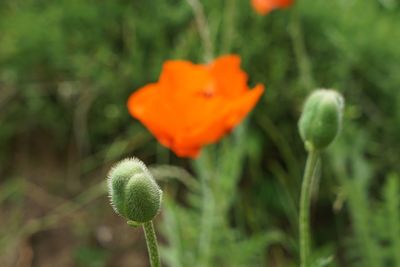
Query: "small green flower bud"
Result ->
[[298, 89, 344, 151], [107, 158, 162, 223]]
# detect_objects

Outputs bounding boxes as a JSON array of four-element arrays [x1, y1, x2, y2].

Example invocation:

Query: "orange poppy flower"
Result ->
[[127, 55, 264, 158], [251, 0, 293, 15]]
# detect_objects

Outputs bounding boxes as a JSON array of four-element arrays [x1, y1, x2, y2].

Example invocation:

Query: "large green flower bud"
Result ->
[[107, 158, 162, 223], [298, 89, 344, 151]]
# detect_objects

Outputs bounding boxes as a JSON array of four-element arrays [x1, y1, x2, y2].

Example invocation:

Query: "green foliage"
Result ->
[[159, 127, 290, 267], [74, 245, 109, 267], [1, 0, 400, 266], [329, 125, 400, 267]]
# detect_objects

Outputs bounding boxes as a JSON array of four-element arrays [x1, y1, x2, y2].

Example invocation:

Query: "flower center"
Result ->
[[201, 83, 216, 98]]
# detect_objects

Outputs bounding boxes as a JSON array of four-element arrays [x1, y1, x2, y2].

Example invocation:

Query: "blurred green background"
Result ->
[[1, 0, 400, 266]]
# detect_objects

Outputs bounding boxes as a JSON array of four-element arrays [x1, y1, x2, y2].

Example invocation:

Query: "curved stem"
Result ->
[[143, 221, 161, 267], [299, 150, 319, 267]]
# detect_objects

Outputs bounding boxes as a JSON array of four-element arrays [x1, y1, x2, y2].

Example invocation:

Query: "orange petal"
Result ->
[[171, 145, 201, 158], [127, 83, 180, 148], [159, 60, 211, 96], [210, 55, 248, 98], [279, 0, 293, 8], [158, 60, 214, 119], [127, 56, 265, 159], [251, 0, 274, 15], [177, 84, 264, 149], [224, 84, 265, 128], [251, 0, 293, 15]]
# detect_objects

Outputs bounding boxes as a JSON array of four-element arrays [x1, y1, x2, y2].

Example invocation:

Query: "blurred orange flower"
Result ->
[[127, 55, 264, 158], [251, 0, 293, 15]]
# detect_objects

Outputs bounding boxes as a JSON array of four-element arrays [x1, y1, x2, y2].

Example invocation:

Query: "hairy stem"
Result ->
[[143, 221, 161, 267], [299, 150, 319, 267], [197, 169, 215, 267]]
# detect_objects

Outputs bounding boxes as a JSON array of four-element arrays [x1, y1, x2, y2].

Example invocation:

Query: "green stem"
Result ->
[[143, 221, 161, 267], [299, 150, 319, 267], [197, 169, 214, 267]]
